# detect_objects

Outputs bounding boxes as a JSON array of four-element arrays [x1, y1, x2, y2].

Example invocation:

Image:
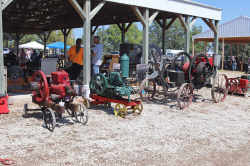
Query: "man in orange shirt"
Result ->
[[66, 38, 84, 80]]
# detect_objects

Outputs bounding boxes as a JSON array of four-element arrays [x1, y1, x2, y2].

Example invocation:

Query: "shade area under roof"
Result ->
[[193, 16, 250, 43], [3, 0, 221, 34]]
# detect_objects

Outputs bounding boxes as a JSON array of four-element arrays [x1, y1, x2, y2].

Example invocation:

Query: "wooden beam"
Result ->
[[116, 23, 123, 31], [165, 17, 177, 30], [156, 19, 163, 28], [90, 1, 106, 20], [177, 15, 188, 31], [91, 26, 99, 35], [131, 6, 146, 26], [189, 16, 197, 28], [67, 0, 86, 20], [125, 22, 133, 32], [149, 11, 159, 25], [2, 0, 14, 10], [202, 18, 217, 34]]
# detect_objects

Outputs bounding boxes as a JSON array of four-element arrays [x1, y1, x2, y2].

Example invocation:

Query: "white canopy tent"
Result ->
[[19, 41, 45, 50]]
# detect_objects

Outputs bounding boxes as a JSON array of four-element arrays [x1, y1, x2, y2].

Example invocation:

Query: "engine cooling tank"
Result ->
[[120, 53, 130, 78]]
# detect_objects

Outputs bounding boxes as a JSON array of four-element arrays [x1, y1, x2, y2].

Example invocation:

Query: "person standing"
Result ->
[[231, 56, 237, 71], [66, 38, 84, 80], [91, 36, 103, 75]]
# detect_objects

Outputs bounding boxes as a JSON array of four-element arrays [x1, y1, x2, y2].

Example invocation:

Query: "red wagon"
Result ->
[[84, 94, 143, 118]]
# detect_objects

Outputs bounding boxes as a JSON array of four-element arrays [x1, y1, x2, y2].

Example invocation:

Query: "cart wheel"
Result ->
[[82, 98, 90, 109], [24, 104, 28, 115], [74, 103, 88, 125], [43, 108, 56, 132], [133, 103, 143, 115], [211, 74, 228, 103], [177, 83, 193, 109], [114, 104, 127, 118]]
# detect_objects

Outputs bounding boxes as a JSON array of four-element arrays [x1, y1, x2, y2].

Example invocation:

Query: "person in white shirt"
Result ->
[[91, 36, 103, 75]]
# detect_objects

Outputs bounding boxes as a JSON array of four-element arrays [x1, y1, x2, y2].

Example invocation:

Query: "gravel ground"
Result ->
[[0, 71, 250, 166]]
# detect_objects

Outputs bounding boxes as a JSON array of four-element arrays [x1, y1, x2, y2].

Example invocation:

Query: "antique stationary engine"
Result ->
[[26, 70, 88, 131], [89, 53, 142, 118]]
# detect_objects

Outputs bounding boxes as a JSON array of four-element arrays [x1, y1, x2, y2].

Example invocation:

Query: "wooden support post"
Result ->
[[214, 20, 219, 55], [143, 9, 149, 64], [162, 18, 166, 55], [39, 32, 51, 57], [83, 0, 91, 85], [61, 28, 71, 58], [68, 0, 105, 86], [0, 0, 5, 95], [132, 7, 158, 64], [117, 23, 133, 44], [178, 15, 196, 54], [222, 38, 225, 70], [192, 39, 195, 57]]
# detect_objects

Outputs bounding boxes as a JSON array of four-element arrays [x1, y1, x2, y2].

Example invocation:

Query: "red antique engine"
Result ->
[[226, 76, 249, 96], [32, 70, 74, 104], [27, 70, 88, 131]]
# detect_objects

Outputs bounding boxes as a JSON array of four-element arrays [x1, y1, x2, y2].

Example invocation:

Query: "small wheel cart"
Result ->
[[24, 70, 88, 131]]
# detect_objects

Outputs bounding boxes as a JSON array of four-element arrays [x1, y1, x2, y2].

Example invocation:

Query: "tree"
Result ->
[[96, 24, 142, 53], [149, 19, 203, 53]]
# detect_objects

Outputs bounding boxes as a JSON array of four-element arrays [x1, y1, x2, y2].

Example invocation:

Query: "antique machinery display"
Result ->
[[140, 47, 228, 109], [89, 53, 143, 118], [226, 75, 250, 97], [24, 70, 88, 131]]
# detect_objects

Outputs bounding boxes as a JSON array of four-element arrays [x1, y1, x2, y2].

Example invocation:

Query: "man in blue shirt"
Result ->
[[91, 36, 103, 75]]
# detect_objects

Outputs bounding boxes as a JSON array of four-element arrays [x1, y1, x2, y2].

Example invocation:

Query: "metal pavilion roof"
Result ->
[[3, 0, 222, 34], [193, 16, 250, 43]]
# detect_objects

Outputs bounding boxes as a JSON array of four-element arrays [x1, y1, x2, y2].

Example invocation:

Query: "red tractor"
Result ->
[[24, 70, 88, 131]]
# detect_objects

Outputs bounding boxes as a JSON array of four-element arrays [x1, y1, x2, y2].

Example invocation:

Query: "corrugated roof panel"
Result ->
[[193, 16, 250, 40]]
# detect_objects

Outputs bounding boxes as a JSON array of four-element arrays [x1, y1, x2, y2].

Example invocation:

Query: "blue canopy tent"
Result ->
[[47, 41, 70, 49]]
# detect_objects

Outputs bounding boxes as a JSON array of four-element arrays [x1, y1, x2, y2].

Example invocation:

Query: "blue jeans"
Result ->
[[232, 63, 237, 71], [92, 65, 100, 75]]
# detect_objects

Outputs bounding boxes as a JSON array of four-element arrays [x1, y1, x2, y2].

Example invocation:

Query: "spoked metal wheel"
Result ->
[[114, 104, 127, 118], [43, 108, 56, 132], [133, 103, 143, 115], [177, 83, 193, 109], [211, 74, 228, 103], [139, 79, 157, 101], [74, 103, 88, 125]]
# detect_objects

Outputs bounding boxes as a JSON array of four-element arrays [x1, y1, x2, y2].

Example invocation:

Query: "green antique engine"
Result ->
[[90, 54, 134, 101]]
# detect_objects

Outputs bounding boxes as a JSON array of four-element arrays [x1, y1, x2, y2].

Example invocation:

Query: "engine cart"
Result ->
[[86, 54, 143, 118], [24, 70, 88, 131], [140, 46, 228, 109], [226, 75, 250, 97]]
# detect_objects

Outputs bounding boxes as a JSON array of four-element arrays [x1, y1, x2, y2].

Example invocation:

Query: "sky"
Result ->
[[73, 0, 250, 38]]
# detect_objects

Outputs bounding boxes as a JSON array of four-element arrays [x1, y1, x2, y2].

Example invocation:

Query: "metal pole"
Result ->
[[0, 1, 5, 95], [162, 19, 166, 55], [143, 9, 149, 64], [83, 0, 91, 85]]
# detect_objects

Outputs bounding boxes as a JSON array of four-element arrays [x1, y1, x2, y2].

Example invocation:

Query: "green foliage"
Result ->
[[149, 19, 203, 53], [96, 24, 142, 53], [48, 30, 75, 46]]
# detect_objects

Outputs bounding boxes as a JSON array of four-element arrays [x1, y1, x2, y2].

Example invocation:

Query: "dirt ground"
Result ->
[[0, 71, 250, 166]]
